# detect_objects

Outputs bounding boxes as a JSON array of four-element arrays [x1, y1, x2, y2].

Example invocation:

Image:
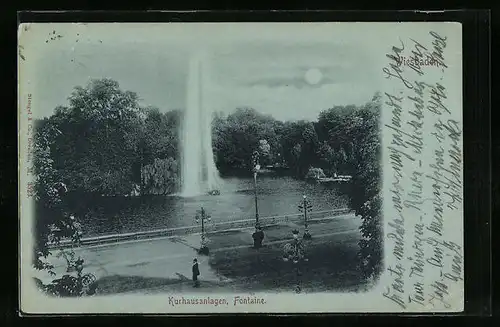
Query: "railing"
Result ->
[[49, 208, 353, 249]]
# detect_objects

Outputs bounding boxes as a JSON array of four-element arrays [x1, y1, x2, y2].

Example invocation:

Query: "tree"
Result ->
[[212, 108, 281, 174], [340, 96, 382, 280], [258, 139, 271, 165], [137, 107, 181, 194], [279, 120, 319, 178], [313, 94, 382, 280], [141, 157, 179, 195], [32, 118, 97, 296], [315, 141, 336, 175], [48, 79, 143, 196]]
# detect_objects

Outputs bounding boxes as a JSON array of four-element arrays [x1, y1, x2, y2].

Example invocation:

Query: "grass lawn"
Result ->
[[208, 232, 369, 293]]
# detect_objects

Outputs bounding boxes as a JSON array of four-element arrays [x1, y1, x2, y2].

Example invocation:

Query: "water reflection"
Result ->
[[66, 176, 349, 237]]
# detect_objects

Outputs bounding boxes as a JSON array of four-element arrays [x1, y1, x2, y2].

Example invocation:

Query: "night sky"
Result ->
[[21, 23, 410, 121]]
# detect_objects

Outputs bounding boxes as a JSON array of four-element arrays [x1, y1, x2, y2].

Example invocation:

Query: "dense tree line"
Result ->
[[33, 78, 382, 288], [213, 96, 381, 182], [35, 78, 380, 196], [35, 79, 182, 198]]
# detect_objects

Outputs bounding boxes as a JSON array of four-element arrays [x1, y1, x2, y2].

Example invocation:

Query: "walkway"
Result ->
[[36, 213, 364, 294]]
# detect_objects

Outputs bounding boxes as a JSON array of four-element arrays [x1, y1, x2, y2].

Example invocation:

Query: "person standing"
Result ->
[[252, 225, 264, 249], [192, 258, 200, 287]]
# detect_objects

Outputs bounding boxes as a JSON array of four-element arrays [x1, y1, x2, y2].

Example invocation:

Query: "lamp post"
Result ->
[[195, 207, 211, 255], [298, 195, 313, 239], [251, 150, 265, 248], [282, 229, 309, 293], [252, 151, 261, 228]]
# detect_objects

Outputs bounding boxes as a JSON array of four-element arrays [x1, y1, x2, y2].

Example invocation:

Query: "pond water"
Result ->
[[66, 175, 349, 237]]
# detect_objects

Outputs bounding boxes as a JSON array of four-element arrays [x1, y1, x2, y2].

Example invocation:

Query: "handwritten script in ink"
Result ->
[[382, 31, 463, 311]]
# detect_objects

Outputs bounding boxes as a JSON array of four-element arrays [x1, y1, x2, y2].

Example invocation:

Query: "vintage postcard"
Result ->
[[18, 22, 463, 314]]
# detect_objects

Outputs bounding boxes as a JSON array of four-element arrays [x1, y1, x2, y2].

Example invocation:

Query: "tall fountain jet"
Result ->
[[180, 51, 221, 197]]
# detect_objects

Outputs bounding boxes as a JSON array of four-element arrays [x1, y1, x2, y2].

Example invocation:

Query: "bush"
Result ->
[[305, 167, 326, 179]]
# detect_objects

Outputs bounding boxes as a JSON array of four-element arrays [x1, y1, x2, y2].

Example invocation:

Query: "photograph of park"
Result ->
[[27, 24, 382, 297]]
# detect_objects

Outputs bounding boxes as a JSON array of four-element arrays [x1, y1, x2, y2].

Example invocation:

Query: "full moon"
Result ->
[[304, 68, 323, 85]]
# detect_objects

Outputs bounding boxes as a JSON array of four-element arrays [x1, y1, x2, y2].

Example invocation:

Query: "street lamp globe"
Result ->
[[303, 195, 307, 199]]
